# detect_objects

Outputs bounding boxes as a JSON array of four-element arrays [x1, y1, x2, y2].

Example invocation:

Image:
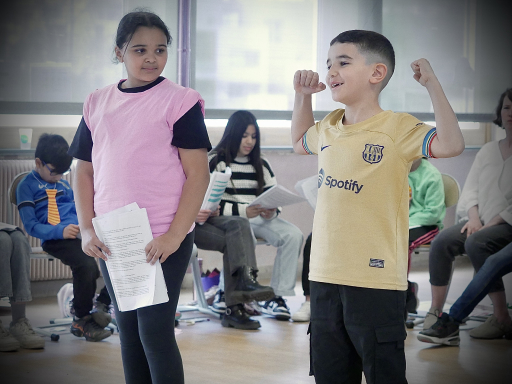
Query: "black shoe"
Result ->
[[91, 301, 112, 328], [405, 281, 419, 314], [232, 266, 275, 303], [417, 312, 460, 346], [221, 304, 261, 330], [71, 315, 112, 342]]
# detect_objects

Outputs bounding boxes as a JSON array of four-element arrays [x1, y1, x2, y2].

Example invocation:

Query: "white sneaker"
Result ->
[[292, 301, 311, 322], [260, 296, 291, 321], [422, 309, 441, 330], [9, 318, 45, 349], [0, 320, 20, 352], [211, 289, 226, 314]]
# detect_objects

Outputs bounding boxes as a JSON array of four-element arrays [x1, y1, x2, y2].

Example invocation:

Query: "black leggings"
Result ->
[[100, 232, 194, 384]]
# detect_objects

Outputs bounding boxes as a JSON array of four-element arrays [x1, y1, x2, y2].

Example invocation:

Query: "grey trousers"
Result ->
[[429, 221, 512, 292], [0, 229, 32, 303], [193, 216, 257, 306], [250, 216, 303, 297]]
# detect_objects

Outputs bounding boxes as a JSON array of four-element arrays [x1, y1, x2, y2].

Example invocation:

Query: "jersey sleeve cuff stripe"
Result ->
[[301, 133, 314, 155], [422, 128, 437, 158]]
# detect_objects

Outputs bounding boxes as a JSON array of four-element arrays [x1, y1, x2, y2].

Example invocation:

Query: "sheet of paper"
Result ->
[[0, 222, 18, 231], [200, 167, 232, 212], [248, 184, 306, 209], [93, 205, 168, 311], [294, 175, 318, 210]]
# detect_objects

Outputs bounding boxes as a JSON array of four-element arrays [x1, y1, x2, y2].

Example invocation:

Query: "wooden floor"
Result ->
[[1, 268, 511, 384]]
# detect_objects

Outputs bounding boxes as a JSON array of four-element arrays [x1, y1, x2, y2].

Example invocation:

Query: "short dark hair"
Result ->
[[114, 9, 172, 62], [493, 88, 512, 128], [330, 30, 395, 89], [35, 134, 72, 174]]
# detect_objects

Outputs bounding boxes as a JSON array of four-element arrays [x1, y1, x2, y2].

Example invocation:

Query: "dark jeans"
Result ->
[[194, 216, 257, 306], [100, 232, 194, 384], [429, 221, 512, 292], [42, 238, 111, 318], [450, 242, 512, 322], [310, 281, 407, 384]]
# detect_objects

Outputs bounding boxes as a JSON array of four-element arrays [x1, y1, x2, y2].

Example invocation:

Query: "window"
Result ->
[[1, 0, 510, 149], [0, 0, 179, 103], [194, 0, 317, 110]]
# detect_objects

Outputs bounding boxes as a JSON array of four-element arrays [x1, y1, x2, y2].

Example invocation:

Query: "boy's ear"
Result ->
[[115, 46, 124, 63], [369, 63, 388, 85], [35, 158, 42, 167]]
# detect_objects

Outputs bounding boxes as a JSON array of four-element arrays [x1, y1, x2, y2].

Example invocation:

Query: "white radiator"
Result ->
[[1, 159, 74, 281]]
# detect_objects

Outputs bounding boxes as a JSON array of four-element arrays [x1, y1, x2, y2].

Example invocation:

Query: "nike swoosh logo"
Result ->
[[321, 145, 331, 151]]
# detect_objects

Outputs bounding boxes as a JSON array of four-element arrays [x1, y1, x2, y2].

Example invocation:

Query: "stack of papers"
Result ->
[[200, 167, 232, 212], [248, 184, 306, 209], [92, 203, 168, 312]]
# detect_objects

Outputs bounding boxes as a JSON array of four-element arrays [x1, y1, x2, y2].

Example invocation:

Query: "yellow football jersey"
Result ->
[[302, 109, 436, 290]]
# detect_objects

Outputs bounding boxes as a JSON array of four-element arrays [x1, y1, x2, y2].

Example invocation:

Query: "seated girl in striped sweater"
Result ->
[[209, 110, 303, 321]]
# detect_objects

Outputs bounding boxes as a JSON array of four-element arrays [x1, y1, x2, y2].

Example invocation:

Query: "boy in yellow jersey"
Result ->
[[291, 30, 464, 384]]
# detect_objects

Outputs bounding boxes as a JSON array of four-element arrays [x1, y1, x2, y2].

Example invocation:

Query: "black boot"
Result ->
[[221, 304, 261, 330], [231, 266, 275, 303]]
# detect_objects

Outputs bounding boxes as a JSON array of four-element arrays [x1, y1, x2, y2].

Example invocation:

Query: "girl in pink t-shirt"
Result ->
[[70, 10, 211, 384]]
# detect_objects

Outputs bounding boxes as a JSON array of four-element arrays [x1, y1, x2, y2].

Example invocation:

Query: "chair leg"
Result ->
[[177, 244, 220, 319]]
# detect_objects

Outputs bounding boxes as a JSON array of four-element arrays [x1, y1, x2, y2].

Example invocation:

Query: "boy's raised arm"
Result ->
[[411, 59, 465, 158], [291, 70, 326, 154]]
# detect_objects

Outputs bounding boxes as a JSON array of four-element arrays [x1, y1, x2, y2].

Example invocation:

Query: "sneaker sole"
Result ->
[[468, 333, 506, 340], [417, 333, 460, 346], [221, 318, 261, 330], [71, 324, 111, 342], [84, 331, 112, 342], [19, 338, 45, 349], [0, 341, 21, 352], [261, 309, 290, 321]]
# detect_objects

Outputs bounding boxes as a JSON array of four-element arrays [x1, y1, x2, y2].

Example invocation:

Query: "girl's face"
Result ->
[[115, 26, 168, 88], [502, 95, 512, 131], [237, 124, 257, 157]]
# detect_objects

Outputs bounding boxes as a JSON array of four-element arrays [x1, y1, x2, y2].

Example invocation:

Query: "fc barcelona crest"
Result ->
[[362, 144, 384, 164]]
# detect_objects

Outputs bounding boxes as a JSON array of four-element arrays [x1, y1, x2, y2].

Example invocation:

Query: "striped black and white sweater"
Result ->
[[208, 153, 277, 218]]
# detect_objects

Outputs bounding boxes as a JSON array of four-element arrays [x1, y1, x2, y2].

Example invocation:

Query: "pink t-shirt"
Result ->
[[83, 79, 204, 237]]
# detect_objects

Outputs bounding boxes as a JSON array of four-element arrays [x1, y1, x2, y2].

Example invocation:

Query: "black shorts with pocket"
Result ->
[[309, 281, 408, 384]]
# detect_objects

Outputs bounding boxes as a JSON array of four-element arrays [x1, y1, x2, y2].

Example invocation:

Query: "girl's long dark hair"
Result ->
[[210, 110, 265, 194]]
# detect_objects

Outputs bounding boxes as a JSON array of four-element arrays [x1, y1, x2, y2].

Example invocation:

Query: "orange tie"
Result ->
[[46, 189, 61, 225]]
